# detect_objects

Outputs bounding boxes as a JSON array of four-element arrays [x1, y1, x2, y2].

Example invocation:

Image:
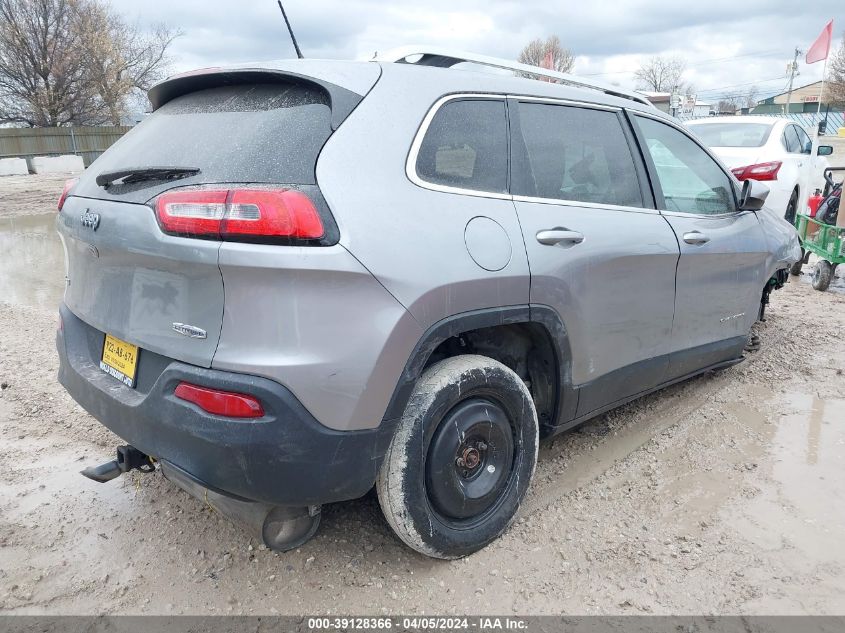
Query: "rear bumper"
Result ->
[[57, 304, 393, 506]]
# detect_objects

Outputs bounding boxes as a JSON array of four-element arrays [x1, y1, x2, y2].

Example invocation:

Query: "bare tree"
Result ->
[[516, 36, 574, 82], [744, 85, 759, 109], [635, 55, 687, 93], [715, 86, 761, 115], [76, 1, 179, 125], [716, 97, 739, 114], [828, 33, 845, 105], [0, 0, 178, 127], [0, 0, 99, 126]]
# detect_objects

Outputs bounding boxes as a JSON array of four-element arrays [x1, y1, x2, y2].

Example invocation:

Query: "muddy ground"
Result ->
[[1, 175, 844, 615], [0, 174, 72, 219]]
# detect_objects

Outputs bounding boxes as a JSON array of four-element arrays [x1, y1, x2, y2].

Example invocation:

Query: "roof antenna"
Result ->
[[276, 0, 304, 59]]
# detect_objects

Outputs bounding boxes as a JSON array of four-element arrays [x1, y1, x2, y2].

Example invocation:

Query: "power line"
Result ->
[[581, 49, 784, 77], [688, 49, 784, 67], [695, 76, 787, 95]]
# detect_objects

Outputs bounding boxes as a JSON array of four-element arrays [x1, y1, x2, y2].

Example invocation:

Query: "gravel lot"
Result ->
[[1, 174, 844, 615]]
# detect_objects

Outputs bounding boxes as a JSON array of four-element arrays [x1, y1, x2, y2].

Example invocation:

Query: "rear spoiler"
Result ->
[[148, 67, 370, 130]]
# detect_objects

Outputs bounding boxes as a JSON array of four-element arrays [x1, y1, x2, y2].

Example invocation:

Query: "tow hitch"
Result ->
[[80, 447, 321, 551], [80, 445, 155, 483]]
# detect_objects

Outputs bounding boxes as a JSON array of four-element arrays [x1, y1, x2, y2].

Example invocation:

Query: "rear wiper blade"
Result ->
[[96, 166, 201, 188]]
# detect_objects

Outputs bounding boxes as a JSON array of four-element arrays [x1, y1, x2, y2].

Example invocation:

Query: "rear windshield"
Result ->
[[687, 122, 773, 148], [80, 83, 332, 200]]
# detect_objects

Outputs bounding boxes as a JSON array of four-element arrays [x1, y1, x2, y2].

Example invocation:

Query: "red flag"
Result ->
[[806, 19, 833, 64], [541, 50, 554, 70]]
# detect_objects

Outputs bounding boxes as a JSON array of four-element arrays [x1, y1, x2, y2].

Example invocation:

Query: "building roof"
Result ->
[[638, 91, 712, 107], [765, 80, 823, 100], [687, 115, 784, 125]]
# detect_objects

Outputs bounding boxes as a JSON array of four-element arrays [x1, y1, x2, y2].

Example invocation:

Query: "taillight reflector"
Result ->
[[57, 178, 78, 211], [731, 161, 782, 182], [156, 188, 323, 241], [174, 382, 265, 418]]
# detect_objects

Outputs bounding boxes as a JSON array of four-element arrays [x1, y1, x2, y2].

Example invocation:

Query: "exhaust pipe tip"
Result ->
[[262, 505, 322, 552], [159, 461, 322, 551]]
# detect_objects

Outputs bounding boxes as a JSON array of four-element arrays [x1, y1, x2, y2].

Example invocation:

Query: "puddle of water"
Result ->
[[0, 398, 137, 530], [523, 374, 728, 516], [655, 401, 775, 533], [0, 213, 65, 310], [730, 392, 845, 560]]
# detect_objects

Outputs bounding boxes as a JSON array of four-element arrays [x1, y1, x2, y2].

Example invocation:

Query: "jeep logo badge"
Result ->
[[81, 210, 100, 231]]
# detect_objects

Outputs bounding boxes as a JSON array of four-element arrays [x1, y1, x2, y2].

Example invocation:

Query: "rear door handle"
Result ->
[[536, 228, 585, 245], [683, 231, 710, 245]]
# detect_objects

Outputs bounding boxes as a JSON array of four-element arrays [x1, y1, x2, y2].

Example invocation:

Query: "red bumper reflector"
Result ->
[[174, 382, 265, 418]]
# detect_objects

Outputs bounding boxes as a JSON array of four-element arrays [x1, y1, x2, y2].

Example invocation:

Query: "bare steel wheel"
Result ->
[[377, 355, 538, 559], [425, 397, 515, 525]]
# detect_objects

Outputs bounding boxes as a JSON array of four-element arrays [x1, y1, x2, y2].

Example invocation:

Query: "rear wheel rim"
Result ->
[[425, 397, 515, 526]]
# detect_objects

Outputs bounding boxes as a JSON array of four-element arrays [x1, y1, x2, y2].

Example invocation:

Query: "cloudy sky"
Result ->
[[110, 0, 842, 104]]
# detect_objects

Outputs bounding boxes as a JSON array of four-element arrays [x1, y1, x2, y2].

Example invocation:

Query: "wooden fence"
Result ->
[[0, 126, 132, 167]]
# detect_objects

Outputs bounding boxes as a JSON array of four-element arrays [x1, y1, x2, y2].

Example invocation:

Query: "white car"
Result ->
[[686, 116, 833, 223]]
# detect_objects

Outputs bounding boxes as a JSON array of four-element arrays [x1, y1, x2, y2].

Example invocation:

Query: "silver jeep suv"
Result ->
[[56, 48, 799, 559]]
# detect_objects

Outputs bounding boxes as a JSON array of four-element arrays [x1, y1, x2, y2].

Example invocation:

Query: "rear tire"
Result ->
[[812, 260, 833, 291], [785, 189, 799, 226], [377, 355, 538, 559]]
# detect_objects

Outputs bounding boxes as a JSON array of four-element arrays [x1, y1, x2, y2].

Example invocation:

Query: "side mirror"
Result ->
[[818, 145, 834, 156], [738, 179, 769, 211]]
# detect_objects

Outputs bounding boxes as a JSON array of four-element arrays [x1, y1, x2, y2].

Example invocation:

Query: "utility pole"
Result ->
[[784, 47, 801, 114]]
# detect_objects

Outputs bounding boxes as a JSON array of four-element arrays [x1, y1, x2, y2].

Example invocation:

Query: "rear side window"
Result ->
[[513, 103, 643, 207], [87, 84, 332, 194], [415, 99, 508, 194], [793, 125, 812, 154], [782, 125, 802, 153]]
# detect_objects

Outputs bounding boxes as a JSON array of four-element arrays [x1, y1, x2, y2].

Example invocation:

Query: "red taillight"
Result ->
[[731, 161, 782, 182], [155, 188, 324, 241], [57, 178, 78, 211], [156, 190, 227, 236], [174, 382, 265, 418]]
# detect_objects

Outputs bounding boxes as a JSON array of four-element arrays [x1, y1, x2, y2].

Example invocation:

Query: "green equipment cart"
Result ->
[[791, 168, 845, 292]]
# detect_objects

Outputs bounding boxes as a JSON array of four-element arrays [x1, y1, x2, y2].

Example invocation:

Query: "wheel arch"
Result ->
[[380, 305, 578, 433]]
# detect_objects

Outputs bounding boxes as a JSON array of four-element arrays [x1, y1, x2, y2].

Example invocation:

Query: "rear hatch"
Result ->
[[58, 63, 379, 368]]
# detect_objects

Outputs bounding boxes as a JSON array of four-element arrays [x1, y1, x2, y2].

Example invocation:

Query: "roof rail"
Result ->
[[377, 46, 654, 107]]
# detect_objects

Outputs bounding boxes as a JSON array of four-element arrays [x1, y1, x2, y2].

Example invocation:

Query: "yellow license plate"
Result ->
[[100, 334, 139, 387]]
